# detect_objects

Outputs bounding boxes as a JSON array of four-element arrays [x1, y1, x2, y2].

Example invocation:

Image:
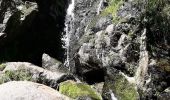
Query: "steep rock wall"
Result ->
[[65, 0, 170, 99]]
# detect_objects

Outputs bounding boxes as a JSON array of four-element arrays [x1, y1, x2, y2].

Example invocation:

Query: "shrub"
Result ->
[[140, 0, 170, 46]]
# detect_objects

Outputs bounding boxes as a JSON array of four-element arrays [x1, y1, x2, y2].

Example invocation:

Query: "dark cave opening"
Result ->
[[0, 0, 69, 66], [82, 68, 106, 85]]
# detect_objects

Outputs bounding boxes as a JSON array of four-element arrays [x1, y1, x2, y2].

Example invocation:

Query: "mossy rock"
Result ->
[[86, 0, 124, 31], [0, 70, 32, 84], [103, 74, 139, 100], [157, 59, 170, 73], [0, 64, 6, 71], [101, 0, 123, 23], [59, 80, 102, 100]]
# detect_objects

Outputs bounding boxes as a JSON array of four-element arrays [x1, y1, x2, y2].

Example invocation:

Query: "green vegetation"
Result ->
[[0, 70, 32, 84], [0, 64, 6, 71], [101, 0, 123, 23], [140, 0, 170, 46], [104, 75, 138, 100], [87, 0, 124, 30], [86, 15, 103, 31], [114, 77, 138, 100], [59, 81, 102, 100], [145, 0, 167, 11]]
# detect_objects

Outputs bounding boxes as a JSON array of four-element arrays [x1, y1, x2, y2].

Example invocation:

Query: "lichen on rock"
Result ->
[[0, 69, 32, 84], [59, 80, 102, 100], [103, 70, 139, 100]]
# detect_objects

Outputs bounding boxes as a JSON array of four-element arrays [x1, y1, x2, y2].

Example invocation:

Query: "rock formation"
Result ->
[[0, 0, 170, 100]]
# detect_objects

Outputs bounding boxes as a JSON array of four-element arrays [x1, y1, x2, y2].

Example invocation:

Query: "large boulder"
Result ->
[[42, 53, 69, 73], [59, 80, 102, 100], [0, 81, 71, 100], [0, 62, 76, 88], [102, 69, 139, 100]]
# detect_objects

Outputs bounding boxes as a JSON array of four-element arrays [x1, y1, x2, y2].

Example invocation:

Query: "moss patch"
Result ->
[[86, 0, 124, 31], [0, 69, 32, 84], [59, 80, 102, 100], [114, 77, 138, 100], [101, 0, 123, 23], [103, 74, 138, 100], [0, 64, 6, 71]]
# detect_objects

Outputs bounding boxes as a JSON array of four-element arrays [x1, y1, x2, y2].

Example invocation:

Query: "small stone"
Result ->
[[105, 24, 114, 35]]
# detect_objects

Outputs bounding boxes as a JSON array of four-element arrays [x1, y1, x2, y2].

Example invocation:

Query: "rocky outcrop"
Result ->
[[0, 0, 170, 100], [42, 53, 69, 73], [64, 0, 109, 72], [65, 0, 170, 99], [103, 68, 139, 100], [0, 62, 76, 88], [0, 81, 71, 100]]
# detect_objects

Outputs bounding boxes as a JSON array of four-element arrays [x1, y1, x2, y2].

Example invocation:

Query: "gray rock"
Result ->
[[42, 53, 69, 73], [1, 62, 76, 88], [157, 87, 170, 100], [117, 1, 141, 22], [0, 81, 71, 100], [92, 82, 104, 94], [42, 53, 62, 68], [94, 15, 113, 32], [65, 0, 107, 72], [3, 62, 65, 79], [0, 0, 37, 33], [105, 24, 114, 35]]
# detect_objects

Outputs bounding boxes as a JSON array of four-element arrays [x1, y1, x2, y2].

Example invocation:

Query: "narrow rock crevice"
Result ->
[[0, 0, 69, 66], [82, 68, 106, 85]]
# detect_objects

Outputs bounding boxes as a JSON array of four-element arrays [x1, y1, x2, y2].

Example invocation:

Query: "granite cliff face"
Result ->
[[65, 0, 170, 99], [0, 0, 170, 100]]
